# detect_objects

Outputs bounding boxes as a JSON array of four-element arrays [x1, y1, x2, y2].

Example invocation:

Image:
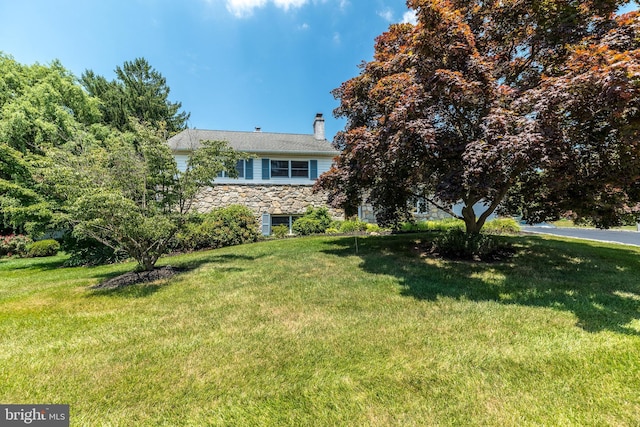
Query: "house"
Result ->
[[168, 113, 343, 235]]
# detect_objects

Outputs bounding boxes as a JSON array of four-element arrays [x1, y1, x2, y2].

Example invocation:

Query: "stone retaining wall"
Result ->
[[192, 184, 344, 219]]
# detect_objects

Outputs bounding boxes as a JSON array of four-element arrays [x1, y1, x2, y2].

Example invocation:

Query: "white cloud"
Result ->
[[402, 9, 417, 25], [333, 32, 341, 44], [225, 0, 266, 17], [225, 0, 309, 17], [298, 22, 310, 30], [377, 8, 393, 22], [377, 7, 417, 25], [274, 0, 308, 10]]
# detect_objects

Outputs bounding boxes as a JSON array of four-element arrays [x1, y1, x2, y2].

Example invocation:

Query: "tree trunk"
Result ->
[[461, 205, 482, 234], [138, 253, 158, 272]]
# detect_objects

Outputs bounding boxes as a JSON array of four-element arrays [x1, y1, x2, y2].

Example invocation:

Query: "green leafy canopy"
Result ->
[[46, 120, 249, 271]]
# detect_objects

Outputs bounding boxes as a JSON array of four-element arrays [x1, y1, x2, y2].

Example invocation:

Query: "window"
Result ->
[[235, 160, 244, 178], [291, 161, 309, 178], [271, 215, 302, 235], [218, 160, 246, 178], [269, 160, 309, 178], [416, 199, 428, 214], [270, 160, 289, 177], [271, 216, 292, 228]]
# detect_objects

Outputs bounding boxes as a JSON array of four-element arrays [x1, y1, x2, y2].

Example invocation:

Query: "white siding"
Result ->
[[175, 154, 190, 173], [175, 154, 335, 186], [317, 158, 334, 176], [452, 201, 498, 221]]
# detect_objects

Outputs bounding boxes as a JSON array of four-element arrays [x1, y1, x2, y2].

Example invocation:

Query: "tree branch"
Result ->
[[411, 190, 463, 219]]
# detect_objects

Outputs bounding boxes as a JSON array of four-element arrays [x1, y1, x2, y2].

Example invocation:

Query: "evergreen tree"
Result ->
[[82, 58, 190, 134]]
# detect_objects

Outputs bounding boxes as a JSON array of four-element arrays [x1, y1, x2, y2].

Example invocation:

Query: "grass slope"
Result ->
[[1, 234, 639, 426]]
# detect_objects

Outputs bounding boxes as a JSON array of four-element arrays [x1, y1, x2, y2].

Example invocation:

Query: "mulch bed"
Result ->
[[90, 265, 182, 290], [411, 241, 516, 263]]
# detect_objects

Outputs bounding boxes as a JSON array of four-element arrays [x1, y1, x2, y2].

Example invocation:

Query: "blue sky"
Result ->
[[0, 0, 419, 140], [1, 1, 637, 140]]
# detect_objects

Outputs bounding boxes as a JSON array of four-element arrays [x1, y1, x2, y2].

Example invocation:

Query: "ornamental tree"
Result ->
[[44, 120, 247, 271], [317, 0, 640, 232], [504, 11, 640, 227]]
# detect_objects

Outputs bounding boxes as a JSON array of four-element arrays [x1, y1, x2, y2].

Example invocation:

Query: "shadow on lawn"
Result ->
[[324, 234, 640, 335], [87, 253, 261, 298], [0, 257, 67, 272]]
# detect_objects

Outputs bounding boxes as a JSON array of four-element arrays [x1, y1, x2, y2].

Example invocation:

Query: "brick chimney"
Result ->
[[313, 113, 325, 140]]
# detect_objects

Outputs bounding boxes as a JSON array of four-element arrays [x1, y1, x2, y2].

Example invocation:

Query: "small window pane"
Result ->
[[291, 160, 309, 178], [271, 216, 290, 227], [236, 160, 244, 178], [271, 160, 289, 177], [270, 215, 302, 235]]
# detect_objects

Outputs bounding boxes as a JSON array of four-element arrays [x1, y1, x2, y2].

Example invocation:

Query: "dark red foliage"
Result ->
[[317, 0, 640, 231]]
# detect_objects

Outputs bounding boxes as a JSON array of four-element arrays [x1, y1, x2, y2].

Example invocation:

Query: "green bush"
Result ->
[[272, 225, 289, 239], [483, 218, 521, 235], [401, 218, 464, 232], [176, 205, 259, 251], [292, 207, 333, 235], [365, 223, 382, 233], [340, 218, 368, 233], [27, 239, 61, 258], [62, 234, 128, 267], [0, 234, 33, 257], [432, 229, 511, 261], [292, 217, 323, 235], [400, 217, 519, 234]]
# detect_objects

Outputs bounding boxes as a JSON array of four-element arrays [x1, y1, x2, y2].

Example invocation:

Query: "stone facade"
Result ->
[[192, 184, 344, 219], [193, 184, 454, 226], [414, 205, 453, 221], [359, 201, 453, 223]]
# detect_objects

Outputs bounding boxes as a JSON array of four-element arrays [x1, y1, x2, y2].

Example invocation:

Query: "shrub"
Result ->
[[0, 234, 33, 257], [325, 227, 340, 234], [365, 223, 382, 233], [434, 218, 465, 231], [401, 217, 520, 234], [61, 234, 128, 267], [432, 229, 512, 261], [483, 217, 521, 235], [272, 225, 289, 239], [401, 218, 464, 232], [292, 207, 333, 236], [176, 205, 259, 251], [27, 239, 60, 258], [292, 217, 323, 235], [339, 218, 368, 233]]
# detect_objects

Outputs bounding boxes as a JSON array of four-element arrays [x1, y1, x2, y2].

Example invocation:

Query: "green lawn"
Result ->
[[1, 234, 640, 426]]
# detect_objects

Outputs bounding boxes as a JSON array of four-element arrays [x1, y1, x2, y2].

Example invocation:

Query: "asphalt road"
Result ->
[[521, 226, 640, 247]]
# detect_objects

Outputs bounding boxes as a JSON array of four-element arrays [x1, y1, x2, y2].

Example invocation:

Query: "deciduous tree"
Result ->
[[0, 54, 101, 233], [505, 11, 640, 227], [45, 120, 247, 271], [318, 1, 640, 232]]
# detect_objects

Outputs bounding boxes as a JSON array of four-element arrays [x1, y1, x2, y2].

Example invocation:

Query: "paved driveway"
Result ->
[[521, 226, 640, 247]]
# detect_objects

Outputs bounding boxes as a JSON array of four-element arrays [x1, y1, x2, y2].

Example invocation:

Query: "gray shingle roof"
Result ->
[[168, 129, 339, 156]]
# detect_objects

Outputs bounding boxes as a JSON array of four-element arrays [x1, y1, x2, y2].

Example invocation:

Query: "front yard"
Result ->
[[1, 233, 639, 425]]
